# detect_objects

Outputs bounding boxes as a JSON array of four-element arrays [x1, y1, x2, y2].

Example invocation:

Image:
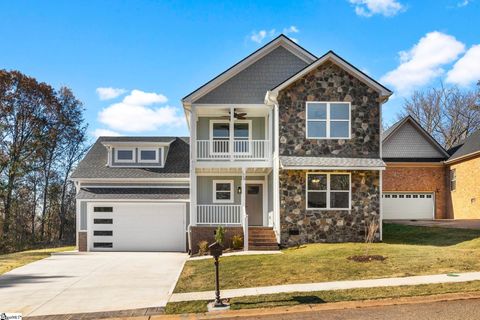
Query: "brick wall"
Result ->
[[189, 226, 243, 254], [383, 164, 448, 219], [78, 231, 87, 252], [448, 156, 480, 219]]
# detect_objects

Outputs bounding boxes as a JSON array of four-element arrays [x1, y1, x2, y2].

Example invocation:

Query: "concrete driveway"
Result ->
[[386, 219, 480, 230], [0, 252, 187, 317]]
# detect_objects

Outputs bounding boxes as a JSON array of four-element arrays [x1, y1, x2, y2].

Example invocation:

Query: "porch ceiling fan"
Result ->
[[221, 108, 247, 120]]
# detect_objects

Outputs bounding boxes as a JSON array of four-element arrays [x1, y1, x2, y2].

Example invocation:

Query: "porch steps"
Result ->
[[248, 227, 279, 251]]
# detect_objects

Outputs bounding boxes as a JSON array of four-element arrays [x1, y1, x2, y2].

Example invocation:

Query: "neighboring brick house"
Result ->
[[382, 116, 480, 220], [445, 129, 480, 219]]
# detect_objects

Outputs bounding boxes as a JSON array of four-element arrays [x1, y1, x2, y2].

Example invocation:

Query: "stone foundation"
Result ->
[[189, 226, 243, 254], [78, 231, 87, 252], [280, 170, 380, 247]]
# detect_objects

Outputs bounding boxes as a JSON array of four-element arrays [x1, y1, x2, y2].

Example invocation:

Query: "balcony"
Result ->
[[196, 140, 270, 161]]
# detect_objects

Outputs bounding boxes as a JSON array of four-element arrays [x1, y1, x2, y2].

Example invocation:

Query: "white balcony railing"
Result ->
[[196, 205, 242, 224], [196, 140, 270, 161]]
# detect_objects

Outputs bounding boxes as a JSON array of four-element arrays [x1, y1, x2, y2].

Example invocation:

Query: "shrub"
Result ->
[[214, 226, 225, 245], [231, 234, 243, 250], [197, 240, 209, 255]]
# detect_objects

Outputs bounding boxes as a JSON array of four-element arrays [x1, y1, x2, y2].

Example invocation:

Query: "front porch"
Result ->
[[190, 168, 278, 252]]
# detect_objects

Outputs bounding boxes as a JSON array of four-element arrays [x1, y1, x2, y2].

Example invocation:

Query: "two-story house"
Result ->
[[71, 35, 392, 252]]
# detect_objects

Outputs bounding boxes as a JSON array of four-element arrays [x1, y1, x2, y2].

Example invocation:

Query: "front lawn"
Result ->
[[167, 280, 480, 314], [174, 224, 480, 293], [0, 246, 75, 275]]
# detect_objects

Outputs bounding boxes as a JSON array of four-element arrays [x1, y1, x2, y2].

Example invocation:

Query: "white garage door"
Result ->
[[382, 193, 434, 220], [88, 202, 186, 252]]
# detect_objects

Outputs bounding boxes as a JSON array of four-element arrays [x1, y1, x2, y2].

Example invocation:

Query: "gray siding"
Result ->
[[197, 176, 265, 205], [383, 122, 446, 158], [196, 46, 308, 104], [80, 201, 87, 230], [197, 117, 266, 140]]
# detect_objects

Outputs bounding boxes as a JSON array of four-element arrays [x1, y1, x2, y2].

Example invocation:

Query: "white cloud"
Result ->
[[349, 0, 405, 17], [381, 31, 465, 94], [283, 26, 299, 34], [446, 44, 480, 86], [96, 87, 127, 100], [249, 26, 299, 44], [250, 29, 275, 44], [123, 89, 167, 105], [98, 89, 184, 132], [93, 128, 122, 137], [457, 0, 470, 7]]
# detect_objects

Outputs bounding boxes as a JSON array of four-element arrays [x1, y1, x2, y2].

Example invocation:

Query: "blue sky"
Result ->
[[1, 0, 479, 141]]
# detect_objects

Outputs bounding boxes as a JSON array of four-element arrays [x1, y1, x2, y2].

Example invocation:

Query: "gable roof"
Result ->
[[446, 128, 480, 163], [382, 116, 450, 161], [182, 34, 317, 105], [266, 51, 392, 103], [70, 137, 190, 180]]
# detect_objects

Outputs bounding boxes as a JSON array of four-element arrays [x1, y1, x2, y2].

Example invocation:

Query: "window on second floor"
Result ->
[[306, 102, 351, 139], [139, 148, 160, 163], [210, 120, 251, 153], [115, 148, 135, 163], [450, 169, 456, 191]]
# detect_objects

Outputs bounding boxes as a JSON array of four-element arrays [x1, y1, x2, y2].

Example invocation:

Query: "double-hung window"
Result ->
[[306, 173, 351, 210], [213, 180, 234, 203], [306, 102, 351, 139], [450, 169, 456, 191]]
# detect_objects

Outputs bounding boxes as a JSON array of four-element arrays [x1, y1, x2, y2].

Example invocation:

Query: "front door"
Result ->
[[246, 184, 263, 226]]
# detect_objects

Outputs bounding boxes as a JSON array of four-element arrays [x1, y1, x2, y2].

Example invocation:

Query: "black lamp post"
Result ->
[[208, 241, 229, 310]]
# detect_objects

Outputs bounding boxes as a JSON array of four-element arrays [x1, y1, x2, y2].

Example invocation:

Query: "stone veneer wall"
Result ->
[[277, 60, 380, 158], [189, 226, 243, 254], [280, 170, 380, 246]]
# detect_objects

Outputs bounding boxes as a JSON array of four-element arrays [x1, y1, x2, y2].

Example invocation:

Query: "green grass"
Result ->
[[0, 246, 75, 275], [174, 224, 480, 293], [166, 280, 480, 314]]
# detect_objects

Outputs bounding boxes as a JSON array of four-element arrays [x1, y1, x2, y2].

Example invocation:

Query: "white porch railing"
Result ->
[[196, 140, 270, 161], [196, 205, 242, 224]]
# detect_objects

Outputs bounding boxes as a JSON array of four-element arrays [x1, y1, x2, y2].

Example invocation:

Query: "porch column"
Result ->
[[241, 167, 248, 250], [268, 107, 273, 157], [190, 108, 197, 226], [229, 105, 234, 161]]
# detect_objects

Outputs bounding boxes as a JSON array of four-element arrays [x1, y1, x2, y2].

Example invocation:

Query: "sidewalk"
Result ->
[[169, 271, 480, 302]]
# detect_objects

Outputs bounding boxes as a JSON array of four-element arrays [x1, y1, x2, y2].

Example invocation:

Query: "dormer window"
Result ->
[[306, 102, 351, 139], [139, 148, 160, 163], [115, 148, 135, 163]]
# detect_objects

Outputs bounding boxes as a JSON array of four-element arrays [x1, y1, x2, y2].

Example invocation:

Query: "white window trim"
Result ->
[[212, 180, 234, 204], [138, 148, 160, 163], [209, 119, 253, 154], [114, 148, 136, 163], [305, 102, 351, 139], [306, 172, 351, 210]]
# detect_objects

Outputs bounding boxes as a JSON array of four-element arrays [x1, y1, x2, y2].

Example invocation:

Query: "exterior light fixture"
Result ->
[[237, 186, 242, 194]]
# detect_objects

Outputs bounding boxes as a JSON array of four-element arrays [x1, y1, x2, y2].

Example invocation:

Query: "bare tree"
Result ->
[[401, 82, 480, 149]]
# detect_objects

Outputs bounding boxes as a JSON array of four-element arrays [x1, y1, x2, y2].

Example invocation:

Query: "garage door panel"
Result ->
[[88, 202, 186, 252], [382, 193, 434, 220]]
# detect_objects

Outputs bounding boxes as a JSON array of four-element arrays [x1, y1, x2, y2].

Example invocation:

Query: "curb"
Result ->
[[152, 291, 480, 319]]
